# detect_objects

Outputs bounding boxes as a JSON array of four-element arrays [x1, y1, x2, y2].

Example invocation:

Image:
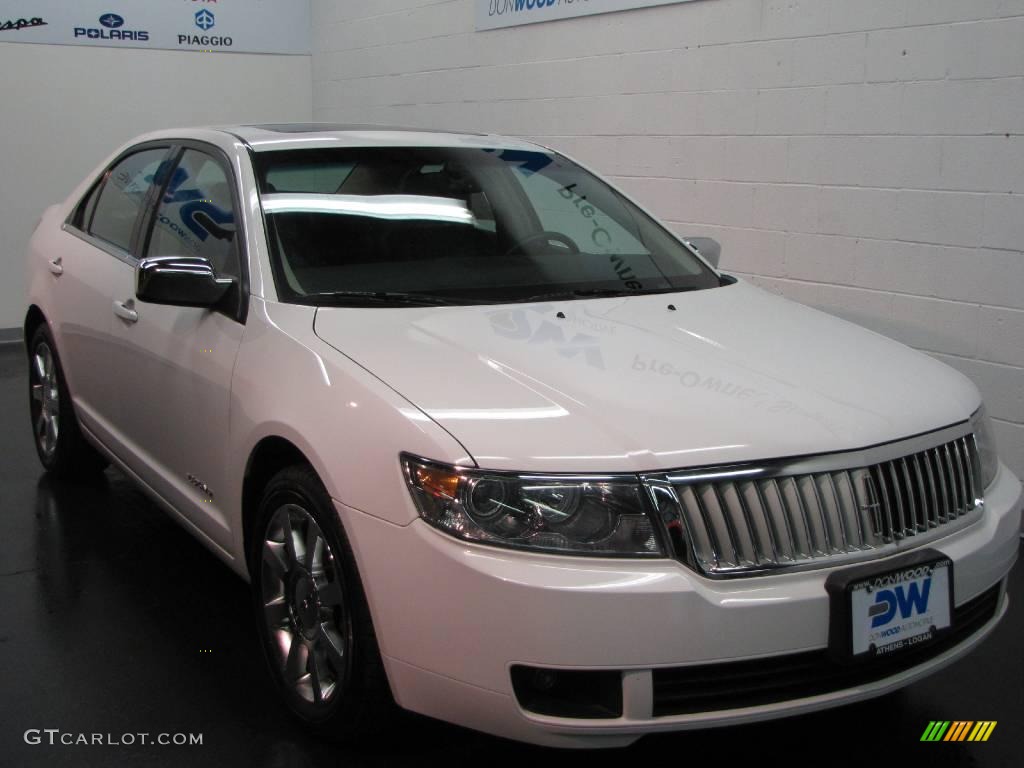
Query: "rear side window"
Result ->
[[71, 181, 102, 231], [89, 148, 169, 252]]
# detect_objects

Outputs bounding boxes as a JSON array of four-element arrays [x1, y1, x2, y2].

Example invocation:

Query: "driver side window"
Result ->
[[146, 149, 240, 280]]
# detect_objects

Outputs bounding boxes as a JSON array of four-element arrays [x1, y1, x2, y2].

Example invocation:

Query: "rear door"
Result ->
[[105, 143, 247, 551], [55, 146, 173, 444]]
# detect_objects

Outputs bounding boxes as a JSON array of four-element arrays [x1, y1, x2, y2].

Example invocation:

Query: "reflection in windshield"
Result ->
[[255, 146, 720, 305], [262, 193, 475, 224]]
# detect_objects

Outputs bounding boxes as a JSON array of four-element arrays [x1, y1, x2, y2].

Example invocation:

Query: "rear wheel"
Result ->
[[27, 324, 108, 478], [251, 465, 394, 739]]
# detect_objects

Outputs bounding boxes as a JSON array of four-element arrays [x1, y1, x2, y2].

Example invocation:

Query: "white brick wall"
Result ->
[[311, 0, 1024, 479]]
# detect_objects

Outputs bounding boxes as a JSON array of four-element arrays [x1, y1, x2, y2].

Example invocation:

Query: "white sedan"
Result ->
[[23, 125, 1021, 747]]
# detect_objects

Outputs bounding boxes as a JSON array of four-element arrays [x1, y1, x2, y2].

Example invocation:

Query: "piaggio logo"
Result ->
[[869, 578, 931, 627], [180, 6, 231, 47], [921, 721, 997, 742], [194, 10, 215, 31]]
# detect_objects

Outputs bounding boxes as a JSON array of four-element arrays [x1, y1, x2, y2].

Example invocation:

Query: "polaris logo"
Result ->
[[75, 14, 149, 42]]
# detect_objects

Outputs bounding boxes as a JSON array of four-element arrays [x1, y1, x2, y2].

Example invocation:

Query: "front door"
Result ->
[[107, 145, 246, 551]]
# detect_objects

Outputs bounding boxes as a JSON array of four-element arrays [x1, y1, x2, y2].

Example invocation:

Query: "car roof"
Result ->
[[214, 123, 548, 152]]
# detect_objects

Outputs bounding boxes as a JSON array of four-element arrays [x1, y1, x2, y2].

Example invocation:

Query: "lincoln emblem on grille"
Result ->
[[858, 472, 885, 535]]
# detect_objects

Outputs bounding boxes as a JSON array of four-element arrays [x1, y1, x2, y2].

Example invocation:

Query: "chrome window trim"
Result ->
[[61, 222, 138, 267]]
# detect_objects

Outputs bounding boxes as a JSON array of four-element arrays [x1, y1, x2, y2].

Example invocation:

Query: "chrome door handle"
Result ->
[[48, 257, 63, 275], [112, 299, 138, 324]]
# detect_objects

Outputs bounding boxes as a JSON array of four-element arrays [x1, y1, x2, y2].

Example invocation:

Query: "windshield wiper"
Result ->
[[306, 290, 492, 307], [517, 288, 634, 302], [518, 287, 699, 303]]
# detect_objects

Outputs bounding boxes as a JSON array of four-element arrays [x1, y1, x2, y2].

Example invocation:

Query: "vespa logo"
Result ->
[[98, 13, 124, 29], [869, 578, 932, 628], [194, 10, 215, 31]]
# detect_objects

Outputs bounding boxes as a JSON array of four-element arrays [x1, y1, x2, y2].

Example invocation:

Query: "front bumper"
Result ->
[[337, 464, 1022, 748]]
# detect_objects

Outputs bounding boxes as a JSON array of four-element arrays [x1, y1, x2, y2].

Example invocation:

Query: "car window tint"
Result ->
[[513, 168, 646, 254], [71, 180, 102, 231], [254, 147, 718, 304], [147, 149, 240, 279], [266, 160, 355, 193], [89, 149, 169, 252]]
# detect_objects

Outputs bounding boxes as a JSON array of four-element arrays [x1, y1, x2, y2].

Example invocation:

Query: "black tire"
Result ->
[[27, 324, 109, 479], [250, 464, 395, 740]]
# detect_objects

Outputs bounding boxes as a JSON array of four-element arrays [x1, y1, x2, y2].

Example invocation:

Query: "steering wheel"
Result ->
[[503, 230, 580, 258]]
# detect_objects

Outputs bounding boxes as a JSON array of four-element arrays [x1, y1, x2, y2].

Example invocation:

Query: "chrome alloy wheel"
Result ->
[[30, 341, 60, 459], [261, 504, 352, 706]]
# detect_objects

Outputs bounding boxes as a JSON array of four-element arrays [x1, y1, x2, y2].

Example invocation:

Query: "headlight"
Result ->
[[401, 454, 666, 557], [971, 405, 999, 489]]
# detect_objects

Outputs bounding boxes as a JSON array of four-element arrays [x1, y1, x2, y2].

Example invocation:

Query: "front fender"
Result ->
[[226, 298, 473, 566]]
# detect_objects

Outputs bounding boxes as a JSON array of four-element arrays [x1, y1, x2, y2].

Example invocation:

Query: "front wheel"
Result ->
[[251, 465, 394, 739], [27, 324, 108, 478]]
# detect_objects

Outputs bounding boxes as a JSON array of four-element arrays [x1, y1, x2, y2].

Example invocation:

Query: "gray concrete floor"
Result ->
[[0, 343, 1020, 767]]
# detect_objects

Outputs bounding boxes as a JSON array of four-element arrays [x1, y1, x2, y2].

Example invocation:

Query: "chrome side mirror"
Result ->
[[136, 256, 234, 308], [683, 237, 722, 269]]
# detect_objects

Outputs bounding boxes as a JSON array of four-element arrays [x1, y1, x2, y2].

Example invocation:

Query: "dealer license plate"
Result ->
[[827, 550, 954, 661]]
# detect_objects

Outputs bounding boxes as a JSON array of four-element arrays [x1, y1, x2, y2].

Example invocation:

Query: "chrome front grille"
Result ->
[[645, 428, 982, 577]]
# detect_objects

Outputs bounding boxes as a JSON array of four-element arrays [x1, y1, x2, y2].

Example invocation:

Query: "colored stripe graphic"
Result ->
[[970, 722, 997, 742], [921, 721, 950, 741], [945, 721, 973, 741], [921, 720, 996, 742]]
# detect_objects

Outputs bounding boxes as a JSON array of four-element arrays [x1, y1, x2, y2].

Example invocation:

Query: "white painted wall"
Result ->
[[0, 42, 312, 333], [311, 0, 1024, 479]]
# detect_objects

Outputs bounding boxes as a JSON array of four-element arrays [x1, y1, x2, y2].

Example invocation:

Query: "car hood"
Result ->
[[313, 281, 979, 473]]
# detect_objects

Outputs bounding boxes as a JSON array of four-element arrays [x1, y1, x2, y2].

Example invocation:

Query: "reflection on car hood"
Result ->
[[313, 281, 979, 473]]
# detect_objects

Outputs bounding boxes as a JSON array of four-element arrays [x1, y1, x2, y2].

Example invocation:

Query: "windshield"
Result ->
[[254, 146, 720, 306]]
